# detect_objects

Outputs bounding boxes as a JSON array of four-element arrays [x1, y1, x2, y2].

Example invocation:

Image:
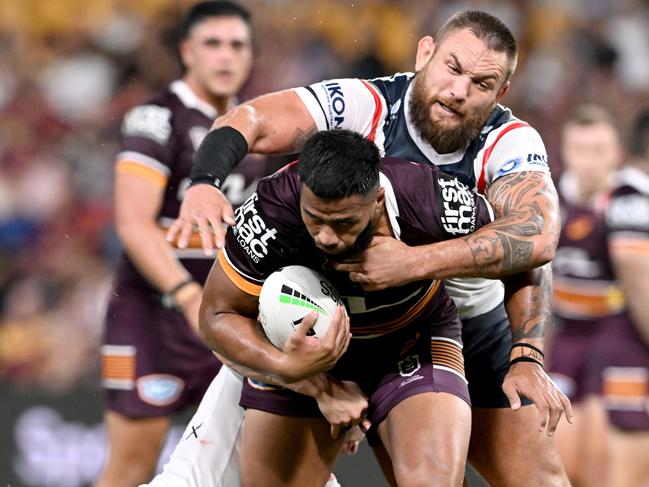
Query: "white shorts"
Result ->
[[141, 365, 342, 487], [142, 366, 244, 487]]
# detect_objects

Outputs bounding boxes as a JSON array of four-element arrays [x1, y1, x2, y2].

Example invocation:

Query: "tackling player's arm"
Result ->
[[168, 90, 317, 251], [114, 163, 203, 333], [334, 165, 570, 432], [500, 265, 573, 433]]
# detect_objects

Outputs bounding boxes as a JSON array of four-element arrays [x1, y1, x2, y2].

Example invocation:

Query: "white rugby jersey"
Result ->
[[295, 73, 551, 319]]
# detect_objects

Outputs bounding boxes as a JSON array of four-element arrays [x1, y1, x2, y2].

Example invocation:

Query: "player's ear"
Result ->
[[375, 187, 385, 209], [415, 36, 435, 72], [496, 80, 510, 102], [179, 39, 193, 69]]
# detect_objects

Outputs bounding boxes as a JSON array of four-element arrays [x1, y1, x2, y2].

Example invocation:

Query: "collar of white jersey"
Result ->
[[379, 172, 401, 240], [403, 81, 467, 166], [170, 80, 221, 119]]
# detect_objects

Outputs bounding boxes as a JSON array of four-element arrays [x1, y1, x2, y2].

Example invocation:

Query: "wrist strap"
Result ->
[[189, 126, 248, 189], [162, 277, 195, 309], [509, 356, 544, 368], [511, 342, 545, 358]]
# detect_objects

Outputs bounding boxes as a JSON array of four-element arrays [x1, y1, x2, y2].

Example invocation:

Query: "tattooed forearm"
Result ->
[[461, 172, 560, 276], [507, 264, 554, 342]]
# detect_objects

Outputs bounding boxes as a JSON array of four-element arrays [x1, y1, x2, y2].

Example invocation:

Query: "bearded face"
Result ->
[[409, 68, 494, 154]]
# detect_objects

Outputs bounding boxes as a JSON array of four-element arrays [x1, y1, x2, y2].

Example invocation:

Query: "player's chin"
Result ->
[[206, 80, 239, 98]]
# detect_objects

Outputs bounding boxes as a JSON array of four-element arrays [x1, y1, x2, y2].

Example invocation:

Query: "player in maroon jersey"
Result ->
[[547, 105, 624, 487], [201, 129, 496, 487], [601, 110, 649, 487], [96, 3, 275, 486]]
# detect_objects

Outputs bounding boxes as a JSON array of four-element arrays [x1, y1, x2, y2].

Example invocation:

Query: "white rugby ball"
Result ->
[[259, 265, 343, 349]]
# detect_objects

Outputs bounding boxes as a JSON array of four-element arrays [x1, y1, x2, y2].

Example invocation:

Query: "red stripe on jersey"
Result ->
[[276, 159, 299, 174], [477, 121, 529, 194], [361, 80, 382, 142]]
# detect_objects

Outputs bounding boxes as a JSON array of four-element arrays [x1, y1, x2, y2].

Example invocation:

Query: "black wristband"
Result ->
[[161, 277, 194, 309], [511, 342, 545, 358], [509, 356, 544, 368], [189, 126, 249, 189]]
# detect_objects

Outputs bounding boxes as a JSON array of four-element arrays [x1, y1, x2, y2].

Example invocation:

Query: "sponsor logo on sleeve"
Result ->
[[527, 153, 548, 166], [324, 81, 346, 128], [233, 193, 278, 263], [438, 177, 477, 235], [495, 157, 522, 178], [122, 105, 172, 144], [607, 195, 649, 230], [495, 154, 548, 179]]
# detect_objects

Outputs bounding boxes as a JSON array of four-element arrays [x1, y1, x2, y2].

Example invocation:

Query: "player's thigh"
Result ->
[[102, 410, 170, 474], [240, 410, 341, 487], [609, 429, 649, 487], [378, 392, 471, 487], [469, 405, 568, 487]]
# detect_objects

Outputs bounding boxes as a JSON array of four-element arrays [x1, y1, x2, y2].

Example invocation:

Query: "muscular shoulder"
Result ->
[[478, 110, 549, 191]]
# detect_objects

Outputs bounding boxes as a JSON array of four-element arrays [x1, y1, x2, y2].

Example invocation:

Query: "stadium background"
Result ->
[[1, 0, 648, 485]]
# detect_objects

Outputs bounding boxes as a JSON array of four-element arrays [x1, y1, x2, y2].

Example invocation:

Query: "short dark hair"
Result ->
[[297, 130, 381, 200], [436, 10, 518, 78], [630, 109, 649, 158], [180, 1, 252, 39]]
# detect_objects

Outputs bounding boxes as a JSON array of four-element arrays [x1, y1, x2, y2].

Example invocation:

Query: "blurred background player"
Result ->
[[547, 105, 624, 486], [95, 2, 277, 486], [601, 109, 649, 487]]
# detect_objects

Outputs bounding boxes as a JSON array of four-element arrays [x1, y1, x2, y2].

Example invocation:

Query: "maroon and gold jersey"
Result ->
[[219, 157, 494, 338], [552, 179, 623, 331], [113, 80, 278, 289]]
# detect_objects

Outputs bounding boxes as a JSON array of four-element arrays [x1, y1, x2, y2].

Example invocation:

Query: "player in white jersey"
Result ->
[[164, 10, 572, 486]]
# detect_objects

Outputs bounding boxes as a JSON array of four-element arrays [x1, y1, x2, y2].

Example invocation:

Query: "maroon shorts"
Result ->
[[547, 327, 602, 403], [101, 285, 220, 418], [240, 296, 469, 445], [549, 315, 649, 431], [595, 317, 649, 431]]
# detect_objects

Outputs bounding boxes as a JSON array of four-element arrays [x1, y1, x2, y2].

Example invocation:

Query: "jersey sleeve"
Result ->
[[388, 162, 494, 241], [114, 104, 176, 186], [221, 180, 301, 295], [428, 171, 495, 239], [479, 123, 550, 191], [294, 78, 388, 141], [606, 190, 649, 254]]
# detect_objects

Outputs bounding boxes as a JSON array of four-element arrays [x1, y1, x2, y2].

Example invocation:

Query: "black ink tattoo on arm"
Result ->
[[462, 172, 560, 276]]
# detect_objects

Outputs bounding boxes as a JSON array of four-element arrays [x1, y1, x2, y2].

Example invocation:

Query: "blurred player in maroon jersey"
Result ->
[[95, 3, 277, 486], [547, 105, 624, 486], [603, 110, 649, 487]]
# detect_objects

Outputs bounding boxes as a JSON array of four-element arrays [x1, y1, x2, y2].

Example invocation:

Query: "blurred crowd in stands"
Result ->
[[1, 0, 649, 391]]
